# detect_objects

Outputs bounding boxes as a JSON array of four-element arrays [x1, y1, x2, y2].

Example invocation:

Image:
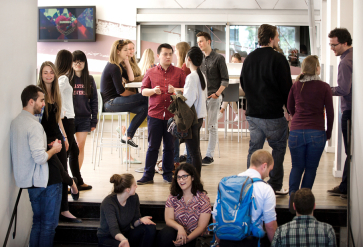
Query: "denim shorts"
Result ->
[[75, 116, 91, 132]]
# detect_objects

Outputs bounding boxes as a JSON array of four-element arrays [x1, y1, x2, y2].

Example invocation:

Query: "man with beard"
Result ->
[[240, 24, 292, 195]]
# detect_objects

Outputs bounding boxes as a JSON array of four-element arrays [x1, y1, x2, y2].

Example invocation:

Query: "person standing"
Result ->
[[327, 28, 353, 197], [197, 31, 229, 165], [240, 24, 292, 195], [137, 43, 186, 185], [138, 48, 157, 75]]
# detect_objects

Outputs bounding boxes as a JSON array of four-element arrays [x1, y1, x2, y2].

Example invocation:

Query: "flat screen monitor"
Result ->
[[38, 6, 96, 42]]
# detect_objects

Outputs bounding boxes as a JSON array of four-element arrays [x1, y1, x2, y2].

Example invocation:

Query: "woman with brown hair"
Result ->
[[97, 174, 156, 247]]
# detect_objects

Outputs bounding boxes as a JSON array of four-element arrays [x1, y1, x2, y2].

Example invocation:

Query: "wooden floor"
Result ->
[[70, 129, 347, 209]]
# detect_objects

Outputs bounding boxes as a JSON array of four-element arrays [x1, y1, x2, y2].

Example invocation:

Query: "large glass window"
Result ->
[[229, 25, 258, 61]]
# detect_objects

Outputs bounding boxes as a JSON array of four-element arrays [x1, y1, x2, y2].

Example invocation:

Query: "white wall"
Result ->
[[0, 0, 38, 246]]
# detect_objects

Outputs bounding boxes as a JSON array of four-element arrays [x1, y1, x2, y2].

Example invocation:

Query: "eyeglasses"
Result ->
[[73, 61, 84, 65], [329, 43, 341, 48], [177, 175, 190, 180]]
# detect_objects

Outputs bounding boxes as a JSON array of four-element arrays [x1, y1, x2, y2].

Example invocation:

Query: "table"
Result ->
[[125, 82, 142, 88]]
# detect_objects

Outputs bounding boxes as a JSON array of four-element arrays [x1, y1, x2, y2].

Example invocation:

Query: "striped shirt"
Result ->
[[166, 191, 211, 234], [271, 215, 336, 247]]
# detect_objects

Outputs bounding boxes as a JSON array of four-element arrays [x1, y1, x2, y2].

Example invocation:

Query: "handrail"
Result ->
[[3, 188, 22, 247]]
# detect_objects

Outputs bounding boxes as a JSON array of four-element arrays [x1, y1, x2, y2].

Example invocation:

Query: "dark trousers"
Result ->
[[156, 226, 197, 247], [143, 116, 174, 180], [62, 118, 84, 185], [220, 236, 270, 247], [98, 224, 156, 247], [184, 118, 204, 176], [339, 110, 352, 193]]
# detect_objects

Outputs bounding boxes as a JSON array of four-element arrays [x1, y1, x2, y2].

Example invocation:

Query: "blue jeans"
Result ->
[[288, 130, 326, 194], [247, 116, 288, 191], [174, 139, 191, 163], [28, 183, 62, 247], [104, 94, 148, 138]]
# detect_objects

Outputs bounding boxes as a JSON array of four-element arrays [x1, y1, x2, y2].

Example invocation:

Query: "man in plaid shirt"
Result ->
[[272, 188, 336, 247]]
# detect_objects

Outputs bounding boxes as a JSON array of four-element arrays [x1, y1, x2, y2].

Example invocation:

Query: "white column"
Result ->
[[180, 24, 186, 42], [308, 0, 317, 55], [136, 24, 141, 59], [225, 23, 230, 63]]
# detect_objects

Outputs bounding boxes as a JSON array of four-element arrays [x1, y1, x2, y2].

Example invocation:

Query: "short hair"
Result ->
[[157, 43, 174, 55], [294, 188, 315, 215], [250, 150, 274, 168], [258, 24, 278, 46], [328, 28, 352, 46], [110, 173, 134, 194], [232, 53, 242, 61], [21, 85, 44, 107], [196, 32, 211, 42]]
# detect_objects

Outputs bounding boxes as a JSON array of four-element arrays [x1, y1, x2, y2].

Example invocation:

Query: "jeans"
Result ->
[[185, 118, 204, 176], [247, 116, 288, 191], [288, 129, 326, 194], [174, 139, 191, 163], [104, 94, 148, 138], [143, 116, 174, 180], [28, 183, 62, 247], [340, 110, 351, 193], [156, 226, 197, 247], [98, 224, 156, 247], [206, 96, 222, 158]]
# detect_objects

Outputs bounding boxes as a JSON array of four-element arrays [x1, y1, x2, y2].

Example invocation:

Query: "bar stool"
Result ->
[[222, 83, 241, 142]]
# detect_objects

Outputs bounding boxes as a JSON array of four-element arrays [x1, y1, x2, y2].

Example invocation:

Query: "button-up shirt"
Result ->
[[141, 64, 186, 120], [271, 215, 336, 247], [200, 50, 229, 96], [331, 47, 353, 112]]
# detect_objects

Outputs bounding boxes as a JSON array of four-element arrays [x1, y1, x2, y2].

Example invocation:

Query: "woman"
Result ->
[[38, 61, 81, 223], [138, 48, 156, 75], [97, 174, 156, 247], [287, 55, 334, 203], [100, 40, 148, 149], [69, 50, 98, 187], [218, 53, 245, 121], [157, 163, 211, 247]]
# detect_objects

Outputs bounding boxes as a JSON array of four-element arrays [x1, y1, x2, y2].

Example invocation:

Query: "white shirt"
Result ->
[[183, 70, 207, 119], [212, 169, 276, 230], [59, 75, 75, 119]]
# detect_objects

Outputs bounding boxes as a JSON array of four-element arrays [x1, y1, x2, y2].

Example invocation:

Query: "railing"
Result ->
[[3, 188, 22, 247]]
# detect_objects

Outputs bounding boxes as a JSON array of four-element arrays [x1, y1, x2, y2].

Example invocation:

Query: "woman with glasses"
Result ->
[[68, 50, 98, 190], [287, 55, 334, 211], [101, 40, 148, 149], [157, 163, 211, 247]]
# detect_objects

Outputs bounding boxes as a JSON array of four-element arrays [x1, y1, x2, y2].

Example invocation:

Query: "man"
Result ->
[[240, 24, 292, 195], [327, 28, 353, 197], [212, 150, 277, 247], [197, 31, 229, 165], [138, 43, 186, 184], [272, 188, 336, 246], [10, 85, 63, 246]]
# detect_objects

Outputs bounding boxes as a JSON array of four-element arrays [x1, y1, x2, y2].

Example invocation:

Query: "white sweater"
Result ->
[[59, 75, 75, 119], [183, 70, 207, 119]]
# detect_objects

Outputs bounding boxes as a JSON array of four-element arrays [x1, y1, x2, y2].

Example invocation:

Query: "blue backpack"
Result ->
[[208, 175, 266, 245]]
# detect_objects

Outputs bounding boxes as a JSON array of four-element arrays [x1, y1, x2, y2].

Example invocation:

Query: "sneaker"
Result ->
[[163, 176, 173, 184], [217, 112, 223, 120], [179, 155, 187, 163], [123, 159, 142, 164], [202, 156, 214, 166], [233, 115, 239, 122], [327, 186, 346, 196], [137, 177, 154, 185], [274, 188, 289, 195], [135, 167, 144, 173], [289, 192, 296, 214], [121, 137, 139, 149], [340, 194, 347, 199]]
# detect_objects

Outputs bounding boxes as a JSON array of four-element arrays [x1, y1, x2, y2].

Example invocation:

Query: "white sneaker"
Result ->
[[274, 188, 289, 195], [233, 115, 239, 122], [217, 112, 223, 120]]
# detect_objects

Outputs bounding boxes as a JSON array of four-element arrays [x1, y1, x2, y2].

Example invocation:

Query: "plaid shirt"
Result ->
[[271, 215, 336, 247]]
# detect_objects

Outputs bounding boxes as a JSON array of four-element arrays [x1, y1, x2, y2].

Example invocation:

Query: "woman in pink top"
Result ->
[[287, 55, 334, 205], [157, 163, 211, 247]]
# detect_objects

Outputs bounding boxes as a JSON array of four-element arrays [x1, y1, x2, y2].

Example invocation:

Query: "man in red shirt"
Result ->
[[138, 43, 186, 184]]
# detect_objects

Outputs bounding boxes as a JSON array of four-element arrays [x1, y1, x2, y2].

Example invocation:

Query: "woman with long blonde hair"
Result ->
[[138, 48, 156, 75], [175, 42, 191, 75]]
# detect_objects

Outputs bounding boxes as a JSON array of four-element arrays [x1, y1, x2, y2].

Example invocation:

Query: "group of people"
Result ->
[[9, 21, 352, 247]]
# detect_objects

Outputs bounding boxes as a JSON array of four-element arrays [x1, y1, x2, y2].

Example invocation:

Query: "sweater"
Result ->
[[100, 62, 129, 103], [240, 47, 292, 119], [10, 110, 49, 188], [59, 75, 75, 119]]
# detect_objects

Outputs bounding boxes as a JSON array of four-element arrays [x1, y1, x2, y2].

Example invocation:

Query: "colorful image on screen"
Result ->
[[39, 7, 94, 41]]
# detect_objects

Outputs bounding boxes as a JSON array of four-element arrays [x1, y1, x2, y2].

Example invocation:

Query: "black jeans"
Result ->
[[98, 225, 156, 247], [62, 117, 84, 185], [156, 226, 197, 247], [220, 236, 270, 247], [339, 110, 352, 193], [184, 118, 203, 176]]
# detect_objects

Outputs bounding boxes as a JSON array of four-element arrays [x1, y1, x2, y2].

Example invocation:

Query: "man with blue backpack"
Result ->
[[210, 150, 277, 247]]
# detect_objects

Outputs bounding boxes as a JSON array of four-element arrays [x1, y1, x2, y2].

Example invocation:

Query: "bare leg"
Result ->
[[75, 132, 88, 170]]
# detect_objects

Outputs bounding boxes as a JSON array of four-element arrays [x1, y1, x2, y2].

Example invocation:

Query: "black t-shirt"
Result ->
[[41, 103, 61, 138], [100, 62, 129, 103]]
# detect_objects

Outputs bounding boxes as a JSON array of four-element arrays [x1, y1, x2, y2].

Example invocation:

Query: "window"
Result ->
[[229, 25, 258, 61]]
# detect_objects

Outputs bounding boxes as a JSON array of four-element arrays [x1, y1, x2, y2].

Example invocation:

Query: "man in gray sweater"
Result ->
[[10, 85, 62, 246]]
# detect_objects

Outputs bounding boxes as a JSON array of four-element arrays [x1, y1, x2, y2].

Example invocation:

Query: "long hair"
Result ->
[[123, 39, 142, 77], [109, 40, 128, 76], [186, 46, 206, 90], [170, 163, 207, 200], [55, 49, 73, 76], [295, 55, 320, 82], [176, 42, 191, 68], [69, 50, 93, 99], [110, 174, 135, 194], [138, 48, 155, 75], [37, 61, 62, 123]]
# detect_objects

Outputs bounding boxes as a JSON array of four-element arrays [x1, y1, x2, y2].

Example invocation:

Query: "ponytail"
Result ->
[[196, 68, 206, 90], [187, 46, 206, 91]]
